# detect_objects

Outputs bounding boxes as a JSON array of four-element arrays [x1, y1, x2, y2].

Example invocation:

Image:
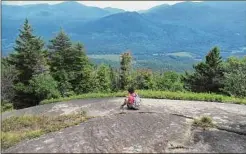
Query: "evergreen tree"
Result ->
[[48, 29, 72, 52], [95, 64, 111, 92], [119, 51, 132, 90], [74, 65, 94, 93], [48, 30, 74, 96], [48, 30, 93, 95], [69, 43, 93, 93], [8, 19, 49, 108], [183, 47, 224, 93]]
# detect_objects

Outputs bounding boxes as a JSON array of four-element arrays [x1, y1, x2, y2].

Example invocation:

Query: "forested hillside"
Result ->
[[1, 20, 246, 111]]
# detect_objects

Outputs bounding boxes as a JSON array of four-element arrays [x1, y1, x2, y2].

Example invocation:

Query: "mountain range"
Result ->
[[2, 1, 246, 71]]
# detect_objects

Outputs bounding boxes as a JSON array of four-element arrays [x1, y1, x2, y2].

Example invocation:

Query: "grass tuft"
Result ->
[[193, 116, 215, 128]]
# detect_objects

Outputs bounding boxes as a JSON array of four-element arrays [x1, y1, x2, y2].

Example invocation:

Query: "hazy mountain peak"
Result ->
[[104, 7, 125, 13], [2, 1, 246, 59], [53, 1, 87, 8], [141, 4, 170, 13]]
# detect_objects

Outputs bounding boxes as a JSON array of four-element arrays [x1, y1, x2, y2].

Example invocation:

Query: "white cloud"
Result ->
[[2, 1, 202, 11], [81, 1, 183, 11], [2, 1, 62, 6]]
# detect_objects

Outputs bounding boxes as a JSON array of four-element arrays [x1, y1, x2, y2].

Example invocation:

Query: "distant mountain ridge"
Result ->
[[103, 7, 125, 14], [2, 1, 246, 59]]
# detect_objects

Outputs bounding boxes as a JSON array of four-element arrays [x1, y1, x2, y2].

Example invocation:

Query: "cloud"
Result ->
[[2, 1, 202, 11], [2, 1, 63, 6], [81, 1, 183, 11]]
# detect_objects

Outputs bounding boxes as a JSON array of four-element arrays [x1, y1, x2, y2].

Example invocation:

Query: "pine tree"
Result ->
[[69, 42, 92, 93], [48, 30, 93, 95], [48, 29, 72, 52], [8, 19, 49, 108], [48, 29, 74, 96], [183, 47, 224, 93], [74, 64, 94, 94], [119, 51, 132, 90]]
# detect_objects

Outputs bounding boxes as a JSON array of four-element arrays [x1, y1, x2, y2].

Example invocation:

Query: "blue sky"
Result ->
[[2, 1, 201, 11]]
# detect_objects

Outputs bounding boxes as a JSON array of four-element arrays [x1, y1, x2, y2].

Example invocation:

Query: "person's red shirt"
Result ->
[[128, 93, 136, 104]]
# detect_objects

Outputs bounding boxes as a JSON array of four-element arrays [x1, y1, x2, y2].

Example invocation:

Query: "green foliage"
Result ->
[[9, 19, 49, 83], [7, 19, 49, 109], [109, 66, 120, 92], [1, 101, 14, 113], [1, 57, 17, 102], [73, 43, 95, 94], [119, 51, 132, 90], [3, 18, 246, 110], [41, 90, 246, 105], [74, 64, 95, 94], [183, 47, 224, 93], [222, 57, 246, 98], [48, 29, 72, 52], [56, 70, 74, 97], [95, 64, 111, 92], [11, 73, 61, 106], [155, 71, 184, 92], [48, 31, 93, 95], [48, 29, 74, 96], [131, 69, 156, 90], [89, 54, 195, 73], [28, 73, 61, 101], [69, 43, 92, 93]]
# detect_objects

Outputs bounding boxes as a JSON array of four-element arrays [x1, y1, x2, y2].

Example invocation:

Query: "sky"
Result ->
[[2, 1, 201, 11]]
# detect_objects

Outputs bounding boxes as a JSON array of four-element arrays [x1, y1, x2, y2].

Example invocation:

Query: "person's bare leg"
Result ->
[[120, 98, 128, 109]]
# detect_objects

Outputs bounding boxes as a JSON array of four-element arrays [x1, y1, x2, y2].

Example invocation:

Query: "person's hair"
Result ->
[[128, 87, 135, 94]]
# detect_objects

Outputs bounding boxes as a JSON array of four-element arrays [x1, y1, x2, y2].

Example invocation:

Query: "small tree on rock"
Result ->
[[183, 47, 224, 93]]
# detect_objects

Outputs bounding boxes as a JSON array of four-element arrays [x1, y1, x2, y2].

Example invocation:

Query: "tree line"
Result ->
[[2, 19, 246, 109]]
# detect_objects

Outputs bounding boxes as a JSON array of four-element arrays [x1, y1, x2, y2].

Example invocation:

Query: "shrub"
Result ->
[[1, 101, 14, 113], [155, 71, 184, 92], [28, 73, 61, 101], [222, 57, 246, 98]]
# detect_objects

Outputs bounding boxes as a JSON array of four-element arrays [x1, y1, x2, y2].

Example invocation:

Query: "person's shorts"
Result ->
[[127, 104, 139, 110]]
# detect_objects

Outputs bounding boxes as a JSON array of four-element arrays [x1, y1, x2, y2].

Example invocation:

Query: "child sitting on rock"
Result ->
[[120, 87, 141, 110]]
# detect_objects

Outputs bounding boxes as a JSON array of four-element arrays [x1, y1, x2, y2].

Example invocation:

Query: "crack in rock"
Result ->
[[171, 113, 246, 136]]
